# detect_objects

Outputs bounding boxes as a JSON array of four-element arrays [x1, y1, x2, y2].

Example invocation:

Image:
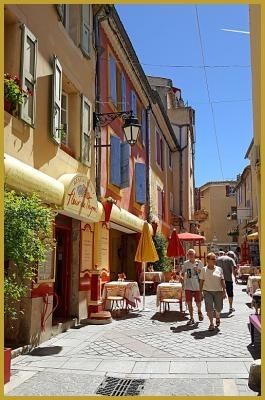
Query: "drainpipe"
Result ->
[[146, 104, 152, 223]]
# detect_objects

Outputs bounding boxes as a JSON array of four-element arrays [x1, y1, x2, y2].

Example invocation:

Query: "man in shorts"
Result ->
[[182, 249, 204, 325], [216, 251, 237, 312]]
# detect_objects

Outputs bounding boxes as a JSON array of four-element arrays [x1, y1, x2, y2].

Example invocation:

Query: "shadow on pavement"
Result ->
[[170, 322, 200, 333], [246, 302, 253, 309], [247, 343, 261, 360], [28, 346, 63, 356], [191, 328, 221, 339], [151, 311, 188, 323]]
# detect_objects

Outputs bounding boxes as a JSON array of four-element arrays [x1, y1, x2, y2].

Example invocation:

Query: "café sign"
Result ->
[[59, 174, 100, 222]]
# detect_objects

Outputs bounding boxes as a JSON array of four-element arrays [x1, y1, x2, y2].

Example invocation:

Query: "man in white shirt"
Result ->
[[181, 249, 204, 325]]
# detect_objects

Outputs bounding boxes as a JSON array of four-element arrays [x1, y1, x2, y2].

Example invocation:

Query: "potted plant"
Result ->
[[152, 232, 173, 280], [4, 73, 32, 113]]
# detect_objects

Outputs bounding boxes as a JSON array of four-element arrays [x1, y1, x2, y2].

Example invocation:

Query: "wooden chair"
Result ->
[[159, 288, 183, 313], [142, 280, 155, 295]]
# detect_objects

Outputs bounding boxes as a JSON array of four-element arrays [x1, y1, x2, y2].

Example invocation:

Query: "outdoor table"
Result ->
[[156, 282, 183, 308], [247, 275, 261, 296], [139, 271, 165, 283], [102, 281, 141, 309]]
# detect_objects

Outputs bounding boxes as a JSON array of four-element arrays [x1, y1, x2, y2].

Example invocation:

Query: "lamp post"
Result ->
[[93, 110, 141, 146]]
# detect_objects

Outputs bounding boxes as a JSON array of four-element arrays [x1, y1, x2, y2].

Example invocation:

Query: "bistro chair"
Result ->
[[159, 287, 183, 313], [105, 286, 125, 316]]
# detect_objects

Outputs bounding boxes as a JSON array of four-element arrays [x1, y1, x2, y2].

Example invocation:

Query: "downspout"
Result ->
[[179, 127, 183, 218], [146, 104, 151, 222]]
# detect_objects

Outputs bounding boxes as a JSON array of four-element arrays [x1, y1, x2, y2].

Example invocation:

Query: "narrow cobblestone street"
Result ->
[[5, 283, 259, 396]]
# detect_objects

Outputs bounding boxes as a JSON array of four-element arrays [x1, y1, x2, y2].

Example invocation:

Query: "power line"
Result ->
[[195, 5, 224, 180]]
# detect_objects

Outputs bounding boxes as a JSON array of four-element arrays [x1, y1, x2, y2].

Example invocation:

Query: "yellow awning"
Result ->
[[247, 232, 259, 240]]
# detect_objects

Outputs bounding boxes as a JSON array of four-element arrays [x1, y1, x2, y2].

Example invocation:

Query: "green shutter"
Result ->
[[80, 5, 91, 57], [81, 94, 91, 166], [20, 24, 38, 126], [51, 56, 62, 143]]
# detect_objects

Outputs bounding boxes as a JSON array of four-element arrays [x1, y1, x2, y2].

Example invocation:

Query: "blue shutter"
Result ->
[[135, 163, 146, 204], [121, 73, 126, 112], [110, 135, 121, 186], [141, 108, 146, 146], [130, 90, 137, 116], [109, 56, 116, 104], [120, 142, 130, 188]]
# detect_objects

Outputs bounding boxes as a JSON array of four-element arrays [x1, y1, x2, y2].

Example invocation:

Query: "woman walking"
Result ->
[[199, 252, 226, 331]]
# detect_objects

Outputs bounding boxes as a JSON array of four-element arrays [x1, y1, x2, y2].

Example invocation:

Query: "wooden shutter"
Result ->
[[141, 108, 146, 146], [116, 68, 122, 111], [160, 138, 164, 170], [120, 142, 130, 188], [20, 24, 38, 126], [51, 56, 62, 143], [109, 55, 116, 104], [135, 163, 146, 204], [80, 5, 91, 57], [110, 135, 121, 187], [81, 95, 91, 165], [157, 187, 162, 219], [121, 73, 126, 111], [56, 5, 65, 21], [130, 90, 137, 116], [156, 131, 161, 166], [162, 189, 165, 220]]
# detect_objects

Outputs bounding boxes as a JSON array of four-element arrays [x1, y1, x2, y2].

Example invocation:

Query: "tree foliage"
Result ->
[[152, 232, 172, 272], [4, 189, 55, 319]]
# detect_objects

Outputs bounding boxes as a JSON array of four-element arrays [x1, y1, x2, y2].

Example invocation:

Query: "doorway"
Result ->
[[53, 225, 71, 320]]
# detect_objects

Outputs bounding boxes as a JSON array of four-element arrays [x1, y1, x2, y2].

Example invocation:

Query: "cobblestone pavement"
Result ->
[[5, 283, 259, 396]]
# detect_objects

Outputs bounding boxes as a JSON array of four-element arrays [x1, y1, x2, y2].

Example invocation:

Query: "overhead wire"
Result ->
[[195, 5, 225, 180]]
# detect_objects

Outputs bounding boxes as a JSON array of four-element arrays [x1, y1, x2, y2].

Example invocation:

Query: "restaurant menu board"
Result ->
[[37, 247, 56, 282], [80, 222, 94, 275], [95, 223, 109, 270]]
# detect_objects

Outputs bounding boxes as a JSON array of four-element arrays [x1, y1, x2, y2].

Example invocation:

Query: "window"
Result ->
[[20, 24, 38, 126], [51, 56, 62, 143], [130, 90, 137, 116], [156, 130, 164, 170], [61, 92, 68, 145], [109, 55, 117, 105], [168, 147, 172, 169], [121, 73, 126, 111], [81, 95, 92, 165], [226, 185, 235, 197], [135, 163, 146, 204], [141, 108, 146, 146], [110, 135, 130, 188], [80, 5, 92, 57], [56, 5, 86, 50]]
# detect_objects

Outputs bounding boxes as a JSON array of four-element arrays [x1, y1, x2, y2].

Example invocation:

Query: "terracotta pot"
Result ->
[[4, 347, 11, 384]]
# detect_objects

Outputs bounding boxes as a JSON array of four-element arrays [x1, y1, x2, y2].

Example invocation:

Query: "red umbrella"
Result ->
[[167, 229, 185, 271], [177, 232, 205, 259]]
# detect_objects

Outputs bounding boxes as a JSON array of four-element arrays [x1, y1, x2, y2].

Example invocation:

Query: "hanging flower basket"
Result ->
[[4, 73, 32, 114]]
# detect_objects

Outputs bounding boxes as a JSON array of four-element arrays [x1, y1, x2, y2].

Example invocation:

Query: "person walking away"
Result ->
[[199, 253, 226, 330], [216, 251, 237, 313], [182, 249, 204, 325]]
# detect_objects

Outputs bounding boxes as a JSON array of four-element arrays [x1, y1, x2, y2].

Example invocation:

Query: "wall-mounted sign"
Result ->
[[59, 174, 101, 222], [94, 223, 109, 271], [37, 247, 56, 282], [80, 222, 94, 291]]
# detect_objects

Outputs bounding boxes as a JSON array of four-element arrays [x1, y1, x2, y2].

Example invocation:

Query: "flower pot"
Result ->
[[4, 99, 15, 113], [4, 347, 11, 384]]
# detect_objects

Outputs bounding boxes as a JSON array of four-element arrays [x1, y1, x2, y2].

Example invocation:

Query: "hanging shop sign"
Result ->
[[59, 174, 102, 223]]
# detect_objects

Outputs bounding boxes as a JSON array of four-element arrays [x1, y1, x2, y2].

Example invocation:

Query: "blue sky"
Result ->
[[116, 4, 253, 187]]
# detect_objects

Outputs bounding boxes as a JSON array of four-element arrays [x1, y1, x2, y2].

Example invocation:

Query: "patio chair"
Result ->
[[105, 287, 125, 315]]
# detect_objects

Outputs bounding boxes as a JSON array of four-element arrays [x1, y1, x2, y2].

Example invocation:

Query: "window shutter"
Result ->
[[56, 5, 64, 21], [81, 95, 92, 165], [156, 131, 161, 166], [135, 163, 146, 204], [160, 138, 164, 170], [80, 5, 91, 57], [51, 56, 62, 143], [110, 135, 121, 187], [141, 108, 146, 146], [109, 55, 116, 104], [120, 142, 130, 188], [20, 24, 38, 126], [130, 90, 137, 116], [121, 73, 126, 112], [226, 185, 230, 197], [162, 189, 165, 220], [116, 68, 122, 111], [157, 187, 162, 219]]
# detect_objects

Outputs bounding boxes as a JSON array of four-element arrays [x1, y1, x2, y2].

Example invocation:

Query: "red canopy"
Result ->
[[167, 229, 185, 257], [177, 232, 205, 241]]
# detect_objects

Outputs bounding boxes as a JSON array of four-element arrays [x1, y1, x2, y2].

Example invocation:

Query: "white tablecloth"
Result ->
[[247, 276, 261, 296], [156, 282, 183, 307], [102, 281, 141, 307], [139, 271, 165, 283]]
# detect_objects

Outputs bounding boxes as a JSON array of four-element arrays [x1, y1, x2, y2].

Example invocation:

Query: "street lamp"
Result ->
[[93, 110, 141, 146]]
